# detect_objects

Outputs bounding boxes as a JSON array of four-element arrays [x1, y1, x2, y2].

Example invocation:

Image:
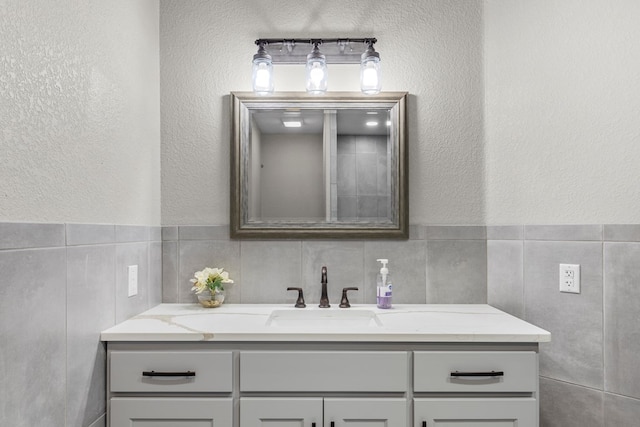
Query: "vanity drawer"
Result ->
[[240, 351, 408, 392], [110, 351, 232, 393], [414, 351, 537, 392]]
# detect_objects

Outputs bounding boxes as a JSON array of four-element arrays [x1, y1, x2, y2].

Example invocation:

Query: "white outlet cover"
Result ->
[[559, 264, 580, 294], [128, 265, 138, 297]]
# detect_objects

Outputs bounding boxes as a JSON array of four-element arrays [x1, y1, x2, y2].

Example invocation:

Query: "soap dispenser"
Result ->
[[376, 258, 393, 309]]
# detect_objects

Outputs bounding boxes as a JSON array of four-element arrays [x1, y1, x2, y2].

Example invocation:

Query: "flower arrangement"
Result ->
[[190, 267, 234, 295]]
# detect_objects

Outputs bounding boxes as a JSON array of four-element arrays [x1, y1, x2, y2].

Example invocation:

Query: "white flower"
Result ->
[[219, 270, 234, 283], [190, 267, 234, 294]]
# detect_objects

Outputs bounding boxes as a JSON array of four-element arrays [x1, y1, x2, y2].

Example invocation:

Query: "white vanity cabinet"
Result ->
[[103, 304, 550, 427], [107, 344, 540, 427]]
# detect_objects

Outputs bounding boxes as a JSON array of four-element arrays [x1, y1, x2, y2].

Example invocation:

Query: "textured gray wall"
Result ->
[[0, 1, 161, 225], [485, 0, 640, 223]]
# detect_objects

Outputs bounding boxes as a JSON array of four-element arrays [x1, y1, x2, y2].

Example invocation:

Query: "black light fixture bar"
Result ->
[[255, 38, 377, 64]]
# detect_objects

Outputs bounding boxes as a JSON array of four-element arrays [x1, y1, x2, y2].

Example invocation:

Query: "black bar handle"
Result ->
[[422, 422, 427, 427], [450, 370, 504, 378], [311, 423, 316, 427], [331, 422, 335, 427], [142, 370, 196, 377]]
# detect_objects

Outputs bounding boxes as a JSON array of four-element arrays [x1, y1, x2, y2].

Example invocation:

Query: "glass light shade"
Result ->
[[306, 46, 328, 94], [360, 56, 381, 94], [252, 57, 274, 95]]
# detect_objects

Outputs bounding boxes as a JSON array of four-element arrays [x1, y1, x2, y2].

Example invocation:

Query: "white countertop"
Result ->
[[100, 304, 551, 343]]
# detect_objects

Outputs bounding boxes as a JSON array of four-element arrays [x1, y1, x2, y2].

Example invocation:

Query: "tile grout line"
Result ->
[[113, 239, 118, 328], [522, 238, 526, 321], [238, 240, 243, 304], [424, 237, 429, 303], [64, 240, 69, 427], [147, 240, 151, 310], [601, 238, 606, 426], [299, 240, 303, 306], [539, 375, 605, 393], [601, 240, 606, 397], [174, 239, 179, 303]]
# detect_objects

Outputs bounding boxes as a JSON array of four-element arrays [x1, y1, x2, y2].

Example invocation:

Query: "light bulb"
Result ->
[[362, 65, 379, 88], [254, 64, 272, 91], [309, 62, 325, 83]]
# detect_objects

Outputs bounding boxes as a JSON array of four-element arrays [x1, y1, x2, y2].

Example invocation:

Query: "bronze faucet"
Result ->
[[319, 266, 330, 307], [339, 287, 359, 308], [286, 287, 306, 308]]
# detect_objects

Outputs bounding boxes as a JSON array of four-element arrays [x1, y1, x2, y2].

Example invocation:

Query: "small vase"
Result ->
[[197, 289, 225, 308]]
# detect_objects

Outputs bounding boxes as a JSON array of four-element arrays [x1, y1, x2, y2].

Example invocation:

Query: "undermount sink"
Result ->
[[265, 309, 383, 328]]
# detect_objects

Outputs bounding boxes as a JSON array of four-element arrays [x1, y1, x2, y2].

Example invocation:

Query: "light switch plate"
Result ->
[[128, 265, 138, 297], [559, 263, 580, 294]]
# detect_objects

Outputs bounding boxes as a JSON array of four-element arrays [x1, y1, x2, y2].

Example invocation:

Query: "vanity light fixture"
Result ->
[[366, 120, 379, 127], [252, 38, 380, 95]]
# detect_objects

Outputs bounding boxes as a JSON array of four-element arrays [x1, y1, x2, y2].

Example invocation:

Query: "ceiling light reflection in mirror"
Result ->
[[252, 110, 391, 136]]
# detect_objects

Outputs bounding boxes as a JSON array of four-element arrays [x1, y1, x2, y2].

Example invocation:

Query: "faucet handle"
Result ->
[[339, 287, 359, 308], [286, 287, 306, 308]]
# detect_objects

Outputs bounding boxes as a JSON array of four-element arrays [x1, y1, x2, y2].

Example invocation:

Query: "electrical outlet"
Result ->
[[128, 265, 138, 297], [559, 264, 580, 294]]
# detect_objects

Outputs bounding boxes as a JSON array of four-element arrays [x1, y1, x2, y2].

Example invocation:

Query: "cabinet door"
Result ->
[[110, 397, 232, 426], [240, 397, 323, 427], [414, 398, 537, 427], [324, 398, 407, 426]]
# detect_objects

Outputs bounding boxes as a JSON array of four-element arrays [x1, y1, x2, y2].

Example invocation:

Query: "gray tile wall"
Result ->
[[337, 135, 390, 221], [162, 225, 487, 306], [5, 222, 637, 426], [0, 222, 162, 427], [488, 224, 640, 427]]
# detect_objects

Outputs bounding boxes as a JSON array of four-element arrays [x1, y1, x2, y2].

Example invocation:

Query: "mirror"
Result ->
[[231, 92, 408, 239]]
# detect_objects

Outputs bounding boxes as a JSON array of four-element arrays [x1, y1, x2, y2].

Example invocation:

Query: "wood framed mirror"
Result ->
[[230, 92, 408, 239]]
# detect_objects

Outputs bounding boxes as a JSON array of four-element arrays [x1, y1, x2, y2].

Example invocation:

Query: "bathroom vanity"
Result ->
[[101, 304, 550, 427]]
